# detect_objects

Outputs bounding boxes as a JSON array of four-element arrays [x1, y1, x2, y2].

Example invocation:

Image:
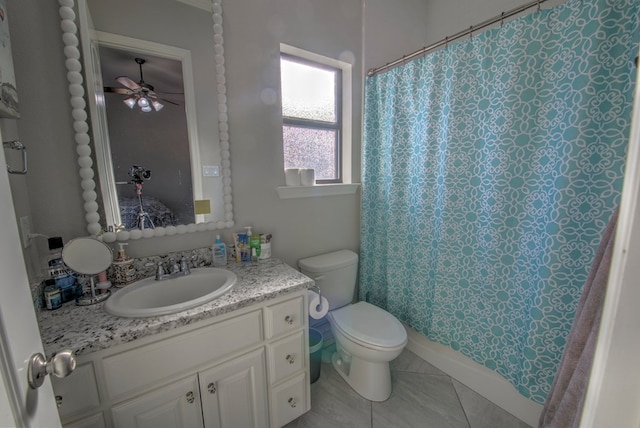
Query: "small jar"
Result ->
[[43, 284, 62, 310]]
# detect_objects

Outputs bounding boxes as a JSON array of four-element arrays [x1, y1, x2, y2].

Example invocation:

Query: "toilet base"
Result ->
[[331, 351, 392, 402]]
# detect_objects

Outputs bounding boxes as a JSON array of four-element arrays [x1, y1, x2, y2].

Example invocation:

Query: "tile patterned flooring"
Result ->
[[284, 348, 532, 428]]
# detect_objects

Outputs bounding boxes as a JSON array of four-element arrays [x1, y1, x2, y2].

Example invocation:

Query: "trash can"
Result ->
[[309, 328, 323, 383]]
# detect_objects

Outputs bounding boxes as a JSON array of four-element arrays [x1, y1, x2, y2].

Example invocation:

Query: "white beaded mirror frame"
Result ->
[[58, 0, 234, 242]]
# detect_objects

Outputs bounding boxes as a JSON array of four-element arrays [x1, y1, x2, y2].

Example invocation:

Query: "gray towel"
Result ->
[[539, 207, 619, 428]]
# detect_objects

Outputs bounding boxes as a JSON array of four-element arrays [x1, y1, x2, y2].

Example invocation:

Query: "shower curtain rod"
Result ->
[[367, 0, 551, 77]]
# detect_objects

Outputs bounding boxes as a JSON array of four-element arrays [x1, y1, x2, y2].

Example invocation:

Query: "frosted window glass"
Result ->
[[281, 58, 336, 122], [283, 126, 337, 180]]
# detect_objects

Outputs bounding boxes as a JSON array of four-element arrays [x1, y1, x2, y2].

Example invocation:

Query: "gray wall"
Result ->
[[4, 0, 84, 279], [5, 0, 566, 280], [5, 0, 363, 276]]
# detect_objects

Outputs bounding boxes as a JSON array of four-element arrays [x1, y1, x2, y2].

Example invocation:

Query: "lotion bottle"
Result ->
[[212, 235, 227, 267]]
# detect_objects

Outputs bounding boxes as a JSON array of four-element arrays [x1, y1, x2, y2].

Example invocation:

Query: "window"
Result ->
[[280, 51, 342, 183]]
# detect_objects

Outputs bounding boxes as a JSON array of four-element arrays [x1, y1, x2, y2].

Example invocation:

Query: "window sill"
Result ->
[[276, 183, 360, 199]]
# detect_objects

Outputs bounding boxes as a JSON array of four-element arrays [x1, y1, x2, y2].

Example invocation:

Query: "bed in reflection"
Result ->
[[119, 196, 178, 229]]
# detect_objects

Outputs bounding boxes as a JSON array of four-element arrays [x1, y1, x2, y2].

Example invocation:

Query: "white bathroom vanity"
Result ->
[[37, 259, 312, 428]]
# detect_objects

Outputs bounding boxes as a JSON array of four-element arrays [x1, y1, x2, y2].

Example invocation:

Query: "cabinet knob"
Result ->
[[284, 315, 293, 325], [208, 382, 217, 394], [186, 391, 195, 404], [55, 395, 63, 408], [288, 397, 297, 408], [286, 354, 295, 364]]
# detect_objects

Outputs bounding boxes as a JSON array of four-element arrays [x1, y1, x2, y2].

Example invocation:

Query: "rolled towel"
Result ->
[[308, 290, 329, 319]]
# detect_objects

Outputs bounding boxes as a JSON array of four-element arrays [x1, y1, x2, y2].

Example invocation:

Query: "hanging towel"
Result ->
[[539, 206, 619, 428]]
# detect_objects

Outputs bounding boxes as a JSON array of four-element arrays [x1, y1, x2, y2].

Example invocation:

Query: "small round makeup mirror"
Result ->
[[62, 238, 113, 305]]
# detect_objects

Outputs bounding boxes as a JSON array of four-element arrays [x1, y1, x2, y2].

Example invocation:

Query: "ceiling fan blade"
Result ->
[[104, 86, 133, 95], [159, 97, 180, 106], [116, 76, 141, 91], [147, 91, 180, 106]]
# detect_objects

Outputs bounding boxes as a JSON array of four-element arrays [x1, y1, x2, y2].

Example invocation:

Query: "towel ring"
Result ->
[[3, 140, 27, 175]]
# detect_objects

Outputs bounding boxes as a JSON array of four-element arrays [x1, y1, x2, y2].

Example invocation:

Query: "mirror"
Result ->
[[60, 0, 233, 242], [62, 237, 113, 305], [62, 237, 113, 275]]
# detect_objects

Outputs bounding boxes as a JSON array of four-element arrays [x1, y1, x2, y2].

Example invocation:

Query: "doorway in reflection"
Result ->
[[100, 46, 194, 229]]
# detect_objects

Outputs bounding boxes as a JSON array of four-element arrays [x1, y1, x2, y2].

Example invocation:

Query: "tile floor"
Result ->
[[284, 348, 532, 428]]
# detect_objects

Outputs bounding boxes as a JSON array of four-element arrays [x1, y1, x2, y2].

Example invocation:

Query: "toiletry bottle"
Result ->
[[112, 243, 136, 287], [43, 279, 62, 310], [233, 233, 242, 262], [46, 236, 64, 278], [242, 227, 254, 263], [259, 234, 272, 259], [249, 229, 261, 260], [212, 235, 227, 267]]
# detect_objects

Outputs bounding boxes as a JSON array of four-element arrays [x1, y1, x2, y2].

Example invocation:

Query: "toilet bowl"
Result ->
[[298, 250, 408, 402], [328, 301, 407, 401]]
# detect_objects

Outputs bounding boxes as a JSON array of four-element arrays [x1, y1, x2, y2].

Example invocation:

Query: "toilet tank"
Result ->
[[298, 250, 358, 310]]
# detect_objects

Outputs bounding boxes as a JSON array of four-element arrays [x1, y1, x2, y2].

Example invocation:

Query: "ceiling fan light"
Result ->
[[137, 97, 150, 108], [152, 100, 164, 112], [140, 105, 152, 113], [123, 96, 137, 109]]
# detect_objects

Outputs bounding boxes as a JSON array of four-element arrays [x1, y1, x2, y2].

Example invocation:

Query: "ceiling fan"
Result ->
[[104, 57, 180, 112]]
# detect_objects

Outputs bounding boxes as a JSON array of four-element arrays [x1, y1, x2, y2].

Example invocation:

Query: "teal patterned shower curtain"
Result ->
[[360, 0, 639, 403]]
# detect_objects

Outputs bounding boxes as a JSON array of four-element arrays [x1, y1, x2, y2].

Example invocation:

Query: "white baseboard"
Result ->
[[404, 325, 542, 427]]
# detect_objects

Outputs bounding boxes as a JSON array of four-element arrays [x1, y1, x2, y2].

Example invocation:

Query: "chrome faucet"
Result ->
[[155, 256, 191, 281]]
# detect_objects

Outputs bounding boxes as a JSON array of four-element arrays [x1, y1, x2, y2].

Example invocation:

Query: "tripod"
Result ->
[[134, 181, 155, 230]]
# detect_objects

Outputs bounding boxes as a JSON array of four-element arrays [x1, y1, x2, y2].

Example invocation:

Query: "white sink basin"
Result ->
[[104, 268, 237, 318]]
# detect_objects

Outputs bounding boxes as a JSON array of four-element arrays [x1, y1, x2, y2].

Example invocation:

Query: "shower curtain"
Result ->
[[360, 0, 639, 403]]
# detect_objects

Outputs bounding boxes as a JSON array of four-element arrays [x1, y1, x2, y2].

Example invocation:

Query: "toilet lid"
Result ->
[[330, 302, 407, 348]]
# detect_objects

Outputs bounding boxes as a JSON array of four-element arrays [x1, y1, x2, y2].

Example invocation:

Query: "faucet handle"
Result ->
[[155, 261, 166, 280], [180, 256, 191, 275]]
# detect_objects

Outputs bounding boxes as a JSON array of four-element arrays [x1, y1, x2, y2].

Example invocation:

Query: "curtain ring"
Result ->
[[445, 36, 449, 47], [501, 11, 505, 27], [537, 0, 541, 12], [469, 26, 473, 39]]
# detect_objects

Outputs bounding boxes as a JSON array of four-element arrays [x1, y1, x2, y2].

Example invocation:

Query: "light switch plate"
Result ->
[[202, 165, 220, 177]]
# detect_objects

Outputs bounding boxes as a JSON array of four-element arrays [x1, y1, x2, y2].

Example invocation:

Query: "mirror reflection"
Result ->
[[99, 47, 195, 229], [70, 0, 233, 241]]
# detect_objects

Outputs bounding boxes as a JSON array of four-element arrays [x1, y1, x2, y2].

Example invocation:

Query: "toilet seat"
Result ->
[[329, 302, 407, 349]]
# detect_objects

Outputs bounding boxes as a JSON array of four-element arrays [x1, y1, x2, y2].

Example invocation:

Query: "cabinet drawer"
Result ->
[[264, 296, 304, 339], [103, 310, 262, 400], [271, 372, 307, 427], [52, 362, 100, 421], [268, 331, 305, 384]]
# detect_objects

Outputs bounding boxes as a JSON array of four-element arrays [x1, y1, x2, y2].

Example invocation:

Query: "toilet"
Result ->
[[299, 250, 407, 402]]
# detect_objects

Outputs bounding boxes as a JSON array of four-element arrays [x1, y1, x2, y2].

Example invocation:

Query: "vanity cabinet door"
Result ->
[[52, 362, 101, 422], [199, 348, 268, 428], [63, 413, 106, 428], [111, 375, 203, 428]]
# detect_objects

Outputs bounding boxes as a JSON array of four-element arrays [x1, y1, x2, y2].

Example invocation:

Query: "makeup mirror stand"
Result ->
[[61, 238, 114, 306]]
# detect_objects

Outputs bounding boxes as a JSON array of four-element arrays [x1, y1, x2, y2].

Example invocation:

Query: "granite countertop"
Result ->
[[37, 258, 313, 357]]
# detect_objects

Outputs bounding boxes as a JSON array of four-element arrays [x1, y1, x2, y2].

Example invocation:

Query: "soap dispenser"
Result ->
[[112, 243, 136, 287]]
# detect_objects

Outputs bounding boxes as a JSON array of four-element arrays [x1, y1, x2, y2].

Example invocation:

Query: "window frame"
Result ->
[[280, 52, 343, 184]]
